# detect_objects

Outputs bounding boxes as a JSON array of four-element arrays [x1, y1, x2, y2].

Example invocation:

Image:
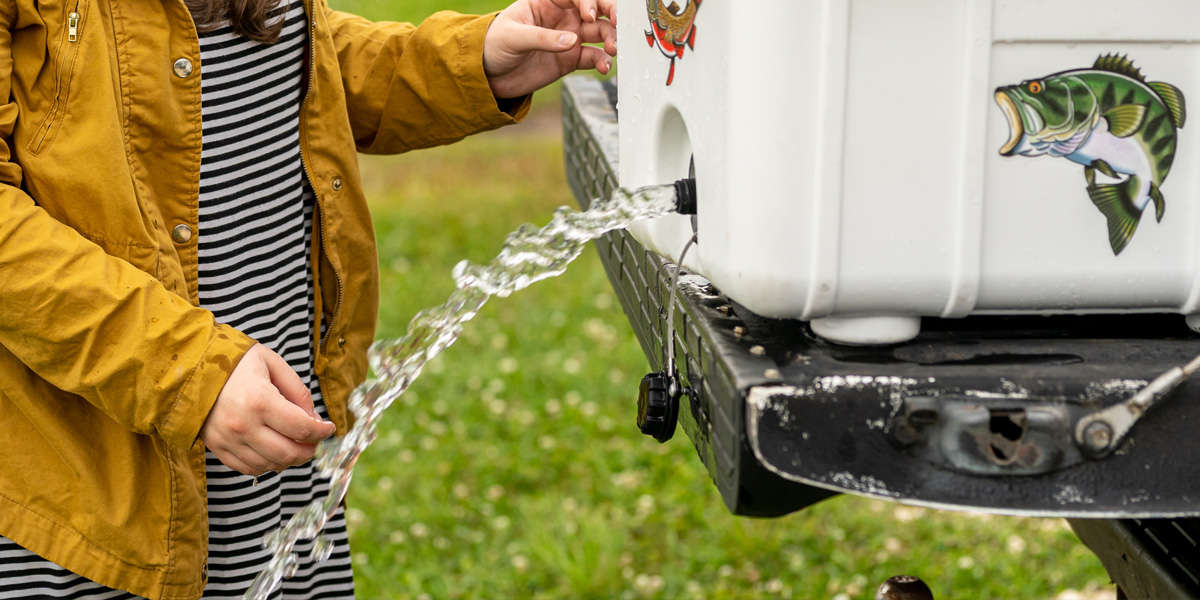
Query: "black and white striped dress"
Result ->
[[0, 3, 356, 598]]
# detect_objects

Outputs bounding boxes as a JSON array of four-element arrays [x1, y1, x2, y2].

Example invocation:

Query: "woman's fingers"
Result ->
[[542, 0, 614, 25], [247, 427, 320, 470], [578, 19, 617, 54], [596, 0, 616, 24], [213, 428, 318, 476], [579, 0, 598, 22], [502, 21, 578, 56], [233, 446, 277, 476], [482, 0, 618, 101], [574, 0, 615, 23], [576, 45, 612, 74], [207, 434, 276, 476], [262, 346, 315, 415], [211, 450, 257, 476], [263, 392, 335, 445]]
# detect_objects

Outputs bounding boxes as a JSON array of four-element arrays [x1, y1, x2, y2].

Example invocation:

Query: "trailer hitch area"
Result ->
[[889, 396, 1084, 476]]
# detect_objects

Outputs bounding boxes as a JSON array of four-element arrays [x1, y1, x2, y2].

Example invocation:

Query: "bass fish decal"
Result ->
[[645, 0, 700, 85], [995, 54, 1187, 255]]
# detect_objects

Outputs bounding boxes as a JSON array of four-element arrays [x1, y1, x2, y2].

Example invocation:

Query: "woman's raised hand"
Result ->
[[483, 0, 617, 99]]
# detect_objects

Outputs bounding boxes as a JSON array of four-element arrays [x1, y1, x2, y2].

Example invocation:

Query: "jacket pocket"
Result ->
[[26, 0, 90, 155]]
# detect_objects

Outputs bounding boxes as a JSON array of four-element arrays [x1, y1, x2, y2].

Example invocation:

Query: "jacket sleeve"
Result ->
[[0, 15, 255, 449], [324, 8, 532, 154]]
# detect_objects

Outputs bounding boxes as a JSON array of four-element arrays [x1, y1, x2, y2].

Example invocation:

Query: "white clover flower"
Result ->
[[409, 523, 429, 538], [511, 555, 529, 571], [486, 485, 505, 501], [452, 483, 470, 499]]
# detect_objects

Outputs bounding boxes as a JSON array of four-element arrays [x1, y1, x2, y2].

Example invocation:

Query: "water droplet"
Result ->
[[283, 556, 299, 579], [310, 536, 334, 563]]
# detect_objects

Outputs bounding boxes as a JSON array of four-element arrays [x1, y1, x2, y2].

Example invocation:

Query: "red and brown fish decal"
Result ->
[[645, 0, 701, 85]]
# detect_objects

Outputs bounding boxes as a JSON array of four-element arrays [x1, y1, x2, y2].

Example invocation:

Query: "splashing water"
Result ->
[[244, 184, 679, 599]]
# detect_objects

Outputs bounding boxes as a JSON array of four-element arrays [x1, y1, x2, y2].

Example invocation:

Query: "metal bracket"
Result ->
[[1074, 356, 1200, 457]]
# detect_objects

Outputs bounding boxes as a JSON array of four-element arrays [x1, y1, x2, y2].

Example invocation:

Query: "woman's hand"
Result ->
[[199, 344, 336, 476], [483, 0, 617, 99]]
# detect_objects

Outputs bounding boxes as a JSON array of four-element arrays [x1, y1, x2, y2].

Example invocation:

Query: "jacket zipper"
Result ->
[[298, 0, 344, 348], [68, 11, 80, 42], [29, 0, 85, 153]]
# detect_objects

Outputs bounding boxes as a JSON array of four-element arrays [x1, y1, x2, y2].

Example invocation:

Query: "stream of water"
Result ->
[[244, 184, 679, 598]]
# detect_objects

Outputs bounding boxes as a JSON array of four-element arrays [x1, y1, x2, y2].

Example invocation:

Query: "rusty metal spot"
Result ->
[[888, 397, 1084, 476]]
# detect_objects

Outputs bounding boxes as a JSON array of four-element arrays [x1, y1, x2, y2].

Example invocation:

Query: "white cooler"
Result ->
[[619, 0, 1200, 345]]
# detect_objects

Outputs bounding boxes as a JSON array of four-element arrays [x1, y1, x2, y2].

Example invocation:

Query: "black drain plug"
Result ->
[[637, 372, 679, 443]]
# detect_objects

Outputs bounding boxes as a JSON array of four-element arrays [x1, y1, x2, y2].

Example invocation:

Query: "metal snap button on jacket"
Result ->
[[331, 176, 343, 191], [172, 57, 193, 78], [171, 223, 193, 244]]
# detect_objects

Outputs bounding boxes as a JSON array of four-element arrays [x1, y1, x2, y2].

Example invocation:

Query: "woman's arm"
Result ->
[[325, 9, 526, 154]]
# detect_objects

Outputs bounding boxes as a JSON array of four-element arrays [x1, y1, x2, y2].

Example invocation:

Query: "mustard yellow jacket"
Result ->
[[0, 0, 526, 597]]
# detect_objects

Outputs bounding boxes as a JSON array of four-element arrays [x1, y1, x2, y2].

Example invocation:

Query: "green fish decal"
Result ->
[[995, 54, 1187, 255]]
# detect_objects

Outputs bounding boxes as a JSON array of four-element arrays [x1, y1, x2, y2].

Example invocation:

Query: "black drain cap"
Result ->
[[637, 372, 678, 443]]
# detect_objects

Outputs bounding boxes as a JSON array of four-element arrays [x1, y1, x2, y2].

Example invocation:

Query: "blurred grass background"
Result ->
[[328, 0, 1116, 597]]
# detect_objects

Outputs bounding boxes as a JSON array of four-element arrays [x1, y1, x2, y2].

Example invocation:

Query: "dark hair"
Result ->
[[186, 0, 289, 43]]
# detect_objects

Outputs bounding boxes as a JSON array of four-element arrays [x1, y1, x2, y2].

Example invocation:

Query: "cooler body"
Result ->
[[620, 0, 1200, 344], [564, 75, 1200, 519]]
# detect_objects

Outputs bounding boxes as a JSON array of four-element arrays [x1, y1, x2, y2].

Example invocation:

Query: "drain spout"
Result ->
[[673, 177, 697, 215]]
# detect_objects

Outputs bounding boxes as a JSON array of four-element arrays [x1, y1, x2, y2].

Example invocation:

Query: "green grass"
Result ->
[[332, 1, 1115, 598], [329, 0, 517, 25]]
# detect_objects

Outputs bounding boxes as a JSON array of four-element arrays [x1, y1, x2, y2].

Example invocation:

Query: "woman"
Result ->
[[0, 0, 615, 597]]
